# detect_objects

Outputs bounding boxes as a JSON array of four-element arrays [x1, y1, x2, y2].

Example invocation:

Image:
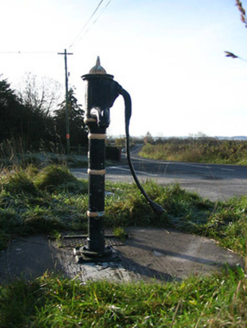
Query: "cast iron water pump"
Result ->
[[76, 57, 164, 261]]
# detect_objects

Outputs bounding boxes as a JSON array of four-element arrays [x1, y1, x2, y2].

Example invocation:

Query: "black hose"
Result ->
[[119, 87, 165, 216]]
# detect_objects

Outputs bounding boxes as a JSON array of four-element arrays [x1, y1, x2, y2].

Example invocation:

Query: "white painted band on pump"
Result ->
[[87, 211, 105, 218], [88, 133, 106, 140], [84, 118, 97, 124], [87, 169, 106, 175]]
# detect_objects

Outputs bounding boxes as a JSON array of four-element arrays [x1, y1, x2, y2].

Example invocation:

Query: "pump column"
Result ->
[[78, 57, 114, 260], [86, 123, 107, 256]]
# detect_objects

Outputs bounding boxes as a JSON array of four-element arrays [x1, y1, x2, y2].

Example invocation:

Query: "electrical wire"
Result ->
[[0, 51, 56, 55], [81, 1, 112, 37], [1, 0, 113, 55], [69, 0, 105, 49]]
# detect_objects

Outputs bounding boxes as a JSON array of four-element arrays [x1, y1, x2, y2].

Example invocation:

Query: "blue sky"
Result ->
[[1, 0, 247, 137]]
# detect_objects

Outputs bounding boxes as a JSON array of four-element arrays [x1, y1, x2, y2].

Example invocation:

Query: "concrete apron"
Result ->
[[0, 228, 244, 284]]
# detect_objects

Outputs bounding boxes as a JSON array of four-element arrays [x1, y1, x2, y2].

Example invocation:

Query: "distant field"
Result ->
[[139, 138, 247, 165]]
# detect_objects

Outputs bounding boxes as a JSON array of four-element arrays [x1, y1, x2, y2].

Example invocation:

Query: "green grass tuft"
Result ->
[[0, 270, 246, 327], [34, 165, 78, 192], [1, 170, 39, 196]]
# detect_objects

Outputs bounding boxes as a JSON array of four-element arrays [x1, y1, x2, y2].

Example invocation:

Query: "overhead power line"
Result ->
[[69, 0, 105, 49], [0, 51, 56, 54], [68, 0, 112, 49], [78, 0, 112, 40]]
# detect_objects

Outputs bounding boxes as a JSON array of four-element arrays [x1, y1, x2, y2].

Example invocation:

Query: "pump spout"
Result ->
[[90, 107, 110, 128], [119, 87, 165, 216]]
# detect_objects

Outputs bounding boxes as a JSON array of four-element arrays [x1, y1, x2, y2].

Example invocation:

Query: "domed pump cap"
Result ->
[[89, 56, 107, 74]]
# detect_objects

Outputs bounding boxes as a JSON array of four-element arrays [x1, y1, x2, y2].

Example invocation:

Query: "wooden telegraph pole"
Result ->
[[58, 49, 73, 154]]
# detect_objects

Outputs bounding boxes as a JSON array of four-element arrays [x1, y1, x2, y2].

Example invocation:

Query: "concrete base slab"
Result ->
[[0, 236, 61, 283], [0, 228, 244, 284]]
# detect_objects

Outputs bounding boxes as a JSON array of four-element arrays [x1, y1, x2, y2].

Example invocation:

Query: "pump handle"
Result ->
[[118, 87, 165, 216]]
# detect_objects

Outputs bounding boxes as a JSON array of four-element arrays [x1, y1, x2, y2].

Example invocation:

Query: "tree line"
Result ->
[[0, 76, 88, 155]]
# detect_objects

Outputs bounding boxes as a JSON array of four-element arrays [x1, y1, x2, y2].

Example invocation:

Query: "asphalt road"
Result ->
[[71, 154, 247, 201]]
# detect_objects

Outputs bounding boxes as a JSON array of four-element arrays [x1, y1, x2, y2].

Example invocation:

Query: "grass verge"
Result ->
[[0, 164, 246, 327], [139, 139, 247, 165], [0, 165, 246, 255], [0, 269, 246, 327]]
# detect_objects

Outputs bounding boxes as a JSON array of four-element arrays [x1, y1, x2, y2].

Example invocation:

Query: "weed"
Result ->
[[113, 227, 126, 241]]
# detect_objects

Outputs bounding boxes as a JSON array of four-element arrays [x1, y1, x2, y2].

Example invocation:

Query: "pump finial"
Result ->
[[89, 56, 107, 74], [96, 56, 100, 66]]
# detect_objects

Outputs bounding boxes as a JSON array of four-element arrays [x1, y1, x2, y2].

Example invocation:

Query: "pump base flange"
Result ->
[[73, 246, 121, 263]]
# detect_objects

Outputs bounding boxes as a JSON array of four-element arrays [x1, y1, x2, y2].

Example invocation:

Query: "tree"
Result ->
[[144, 131, 154, 144], [54, 87, 87, 149], [18, 73, 62, 116], [17, 73, 64, 150], [188, 131, 207, 139], [0, 78, 25, 143], [0, 76, 87, 153], [0, 77, 57, 152], [115, 137, 125, 148]]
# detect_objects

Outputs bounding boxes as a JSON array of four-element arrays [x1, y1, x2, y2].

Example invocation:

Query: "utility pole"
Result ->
[[58, 49, 73, 154]]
